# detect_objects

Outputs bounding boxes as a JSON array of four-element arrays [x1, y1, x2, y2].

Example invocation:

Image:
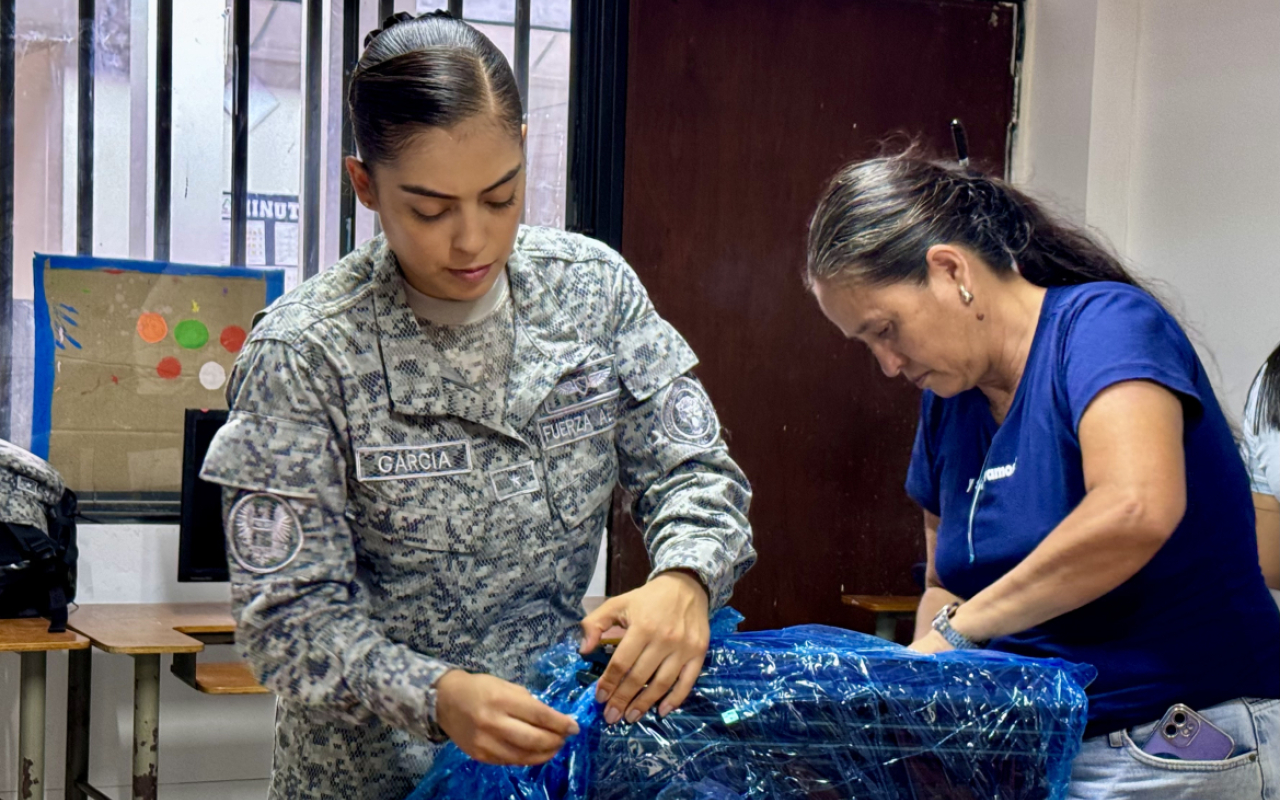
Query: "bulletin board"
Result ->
[[32, 254, 284, 495]]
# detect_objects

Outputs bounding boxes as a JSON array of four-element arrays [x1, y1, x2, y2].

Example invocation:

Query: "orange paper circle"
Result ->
[[137, 313, 168, 344]]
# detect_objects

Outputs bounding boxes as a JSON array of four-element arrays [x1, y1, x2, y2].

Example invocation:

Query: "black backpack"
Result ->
[[0, 440, 78, 633]]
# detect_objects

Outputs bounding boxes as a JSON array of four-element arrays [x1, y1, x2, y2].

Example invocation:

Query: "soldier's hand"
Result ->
[[580, 569, 710, 726], [435, 670, 579, 765]]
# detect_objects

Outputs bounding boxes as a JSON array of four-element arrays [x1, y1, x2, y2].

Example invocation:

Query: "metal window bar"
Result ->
[[302, 0, 322, 278], [230, 0, 250, 266], [566, 0, 628, 252], [154, 0, 173, 261], [449, 0, 463, 19], [77, 0, 94, 256], [379, 0, 394, 24], [338, 0, 359, 257], [0, 0, 13, 440], [514, 0, 530, 110]]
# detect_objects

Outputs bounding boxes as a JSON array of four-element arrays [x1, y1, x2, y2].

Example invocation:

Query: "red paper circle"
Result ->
[[220, 325, 247, 353], [156, 357, 182, 380]]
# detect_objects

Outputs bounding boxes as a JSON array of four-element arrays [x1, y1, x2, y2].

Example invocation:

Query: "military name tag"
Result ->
[[355, 441, 473, 482], [490, 462, 539, 501], [537, 395, 618, 449]]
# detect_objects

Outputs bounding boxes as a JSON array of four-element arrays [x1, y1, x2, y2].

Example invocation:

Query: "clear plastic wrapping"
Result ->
[[409, 610, 1095, 800]]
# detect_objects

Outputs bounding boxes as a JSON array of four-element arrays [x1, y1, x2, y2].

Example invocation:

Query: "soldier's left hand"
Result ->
[[579, 569, 710, 725]]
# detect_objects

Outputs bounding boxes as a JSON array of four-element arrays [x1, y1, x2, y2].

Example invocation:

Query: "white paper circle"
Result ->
[[199, 361, 226, 390]]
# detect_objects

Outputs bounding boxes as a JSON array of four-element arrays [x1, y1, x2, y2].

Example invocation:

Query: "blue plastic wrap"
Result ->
[[409, 610, 1096, 800]]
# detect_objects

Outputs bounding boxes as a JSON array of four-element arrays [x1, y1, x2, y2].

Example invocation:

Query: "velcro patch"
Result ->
[[490, 462, 539, 501], [355, 441, 473, 482], [537, 395, 618, 450], [661, 377, 718, 447], [228, 493, 304, 574]]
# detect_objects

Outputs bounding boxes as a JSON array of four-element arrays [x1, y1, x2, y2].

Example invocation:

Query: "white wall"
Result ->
[[1016, 0, 1280, 418]]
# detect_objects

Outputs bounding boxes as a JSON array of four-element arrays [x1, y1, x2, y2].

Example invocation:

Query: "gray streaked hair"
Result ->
[[805, 152, 1145, 292]]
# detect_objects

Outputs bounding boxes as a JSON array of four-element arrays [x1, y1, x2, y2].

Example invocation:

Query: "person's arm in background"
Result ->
[[1254, 493, 1280, 590], [1239, 363, 1280, 592], [914, 510, 962, 640]]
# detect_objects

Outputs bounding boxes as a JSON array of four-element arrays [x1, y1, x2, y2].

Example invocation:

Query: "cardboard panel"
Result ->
[[32, 254, 284, 493]]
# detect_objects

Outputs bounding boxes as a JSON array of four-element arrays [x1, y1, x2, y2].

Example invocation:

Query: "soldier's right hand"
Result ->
[[435, 670, 580, 765]]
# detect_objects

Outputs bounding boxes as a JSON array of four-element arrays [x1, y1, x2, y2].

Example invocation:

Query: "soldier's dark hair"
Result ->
[[349, 10, 523, 167], [1252, 343, 1280, 435], [806, 149, 1149, 293]]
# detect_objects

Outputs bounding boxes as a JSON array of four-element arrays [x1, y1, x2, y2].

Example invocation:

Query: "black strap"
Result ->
[[5, 522, 56, 562], [46, 583, 68, 633]]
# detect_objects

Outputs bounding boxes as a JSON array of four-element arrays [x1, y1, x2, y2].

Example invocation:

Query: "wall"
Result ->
[[1015, 0, 1280, 417]]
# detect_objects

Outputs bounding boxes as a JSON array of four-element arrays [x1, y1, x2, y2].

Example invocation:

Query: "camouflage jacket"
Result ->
[[200, 226, 755, 799]]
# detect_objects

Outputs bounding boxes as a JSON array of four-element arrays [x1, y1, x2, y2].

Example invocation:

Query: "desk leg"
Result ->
[[132, 654, 161, 800], [874, 613, 898, 642], [19, 651, 47, 800], [65, 648, 91, 800]]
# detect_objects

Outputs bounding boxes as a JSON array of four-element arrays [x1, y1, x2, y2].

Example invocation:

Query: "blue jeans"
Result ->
[[1067, 697, 1280, 799]]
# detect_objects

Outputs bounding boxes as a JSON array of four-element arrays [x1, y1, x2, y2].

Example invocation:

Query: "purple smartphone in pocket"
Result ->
[[1141, 704, 1235, 760]]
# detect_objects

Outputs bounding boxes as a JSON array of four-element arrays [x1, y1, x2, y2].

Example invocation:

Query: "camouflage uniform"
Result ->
[[0, 439, 65, 533], [200, 226, 756, 800]]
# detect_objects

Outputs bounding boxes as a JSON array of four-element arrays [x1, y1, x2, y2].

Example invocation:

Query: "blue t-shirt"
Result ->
[[906, 282, 1280, 738]]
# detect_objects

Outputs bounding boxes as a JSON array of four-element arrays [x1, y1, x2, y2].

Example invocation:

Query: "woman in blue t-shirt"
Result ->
[[805, 153, 1280, 799]]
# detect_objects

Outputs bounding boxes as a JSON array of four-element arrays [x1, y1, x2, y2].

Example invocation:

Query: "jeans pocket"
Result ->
[[1122, 729, 1261, 773]]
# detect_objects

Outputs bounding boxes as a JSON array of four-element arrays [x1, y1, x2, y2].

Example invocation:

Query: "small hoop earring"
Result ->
[[959, 285, 974, 305]]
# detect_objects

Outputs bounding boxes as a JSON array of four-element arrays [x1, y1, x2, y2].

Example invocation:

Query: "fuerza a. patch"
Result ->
[[537, 395, 618, 449], [228, 492, 304, 574], [661, 377, 719, 447]]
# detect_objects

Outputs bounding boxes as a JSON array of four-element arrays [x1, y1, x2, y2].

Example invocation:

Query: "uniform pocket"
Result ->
[[541, 434, 618, 530]]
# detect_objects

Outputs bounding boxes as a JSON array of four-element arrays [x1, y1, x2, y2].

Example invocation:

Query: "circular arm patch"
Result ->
[[228, 493, 305, 574], [661, 377, 719, 447]]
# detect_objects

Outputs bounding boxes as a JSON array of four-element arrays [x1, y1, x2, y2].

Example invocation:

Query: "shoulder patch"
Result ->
[[661, 377, 719, 447], [228, 493, 305, 574]]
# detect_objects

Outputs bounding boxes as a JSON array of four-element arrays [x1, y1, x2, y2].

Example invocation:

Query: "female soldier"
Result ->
[[200, 12, 755, 799], [805, 153, 1278, 798]]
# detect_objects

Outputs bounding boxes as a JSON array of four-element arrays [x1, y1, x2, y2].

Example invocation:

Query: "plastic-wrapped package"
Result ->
[[409, 610, 1095, 800]]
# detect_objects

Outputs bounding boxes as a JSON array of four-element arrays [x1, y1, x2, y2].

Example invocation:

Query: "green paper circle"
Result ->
[[174, 319, 210, 350]]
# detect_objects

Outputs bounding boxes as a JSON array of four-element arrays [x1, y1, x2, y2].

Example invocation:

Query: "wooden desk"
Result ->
[[841, 594, 920, 641], [0, 618, 90, 800], [64, 603, 263, 800]]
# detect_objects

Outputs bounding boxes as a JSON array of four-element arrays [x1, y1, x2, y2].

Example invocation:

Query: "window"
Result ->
[[2, 0, 575, 516]]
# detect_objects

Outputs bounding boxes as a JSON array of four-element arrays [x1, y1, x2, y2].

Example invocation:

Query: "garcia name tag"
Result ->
[[355, 441, 473, 482]]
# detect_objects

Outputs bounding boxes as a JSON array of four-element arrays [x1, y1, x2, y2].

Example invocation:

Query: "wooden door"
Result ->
[[610, 0, 1019, 631]]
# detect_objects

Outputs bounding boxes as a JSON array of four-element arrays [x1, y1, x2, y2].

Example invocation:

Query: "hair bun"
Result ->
[[364, 11, 417, 48]]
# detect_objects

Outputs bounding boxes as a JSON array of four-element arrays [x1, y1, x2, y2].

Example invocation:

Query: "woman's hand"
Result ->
[[579, 570, 711, 725], [435, 670, 580, 765], [908, 628, 955, 654]]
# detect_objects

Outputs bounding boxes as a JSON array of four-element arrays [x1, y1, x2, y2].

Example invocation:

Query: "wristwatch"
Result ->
[[931, 602, 987, 650]]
